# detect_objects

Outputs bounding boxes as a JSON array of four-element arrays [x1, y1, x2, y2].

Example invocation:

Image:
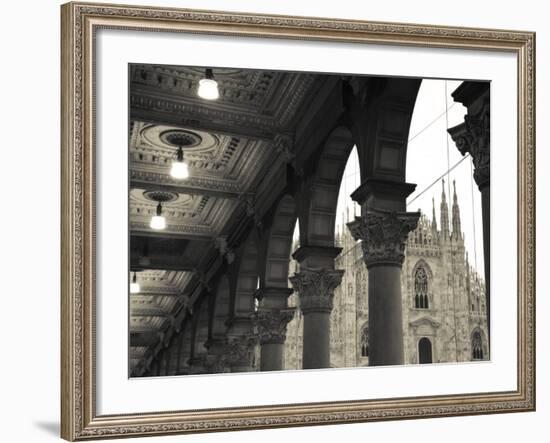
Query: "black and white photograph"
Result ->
[[128, 65, 490, 377]]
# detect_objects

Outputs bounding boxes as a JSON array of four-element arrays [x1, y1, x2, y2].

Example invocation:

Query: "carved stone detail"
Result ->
[[347, 210, 420, 267], [239, 194, 263, 229], [448, 100, 490, 189], [274, 133, 295, 163], [214, 237, 235, 264], [253, 309, 296, 344], [289, 268, 344, 314], [204, 354, 230, 373], [226, 334, 258, 367]]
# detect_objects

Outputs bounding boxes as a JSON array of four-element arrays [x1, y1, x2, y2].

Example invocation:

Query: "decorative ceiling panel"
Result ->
[[130, 122, 270, 192], [130, 64, 316, 130]]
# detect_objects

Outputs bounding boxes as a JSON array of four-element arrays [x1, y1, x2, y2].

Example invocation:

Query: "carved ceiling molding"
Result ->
[[130, 221, 214, 236], [132, 122, 242, 173], [130, 66, 316, 132]]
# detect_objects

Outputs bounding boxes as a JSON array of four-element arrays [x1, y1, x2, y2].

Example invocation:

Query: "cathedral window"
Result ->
[[472, 331, 484, 360], [414, 265, 429, 309], [360, 326, 369, 357]]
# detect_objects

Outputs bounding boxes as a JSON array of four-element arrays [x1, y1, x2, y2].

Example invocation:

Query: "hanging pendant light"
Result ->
[[150, 201, 166, 230], [170, 145, 189, 179], [197, 68, 219, 100], [130, 271, 140, 294]]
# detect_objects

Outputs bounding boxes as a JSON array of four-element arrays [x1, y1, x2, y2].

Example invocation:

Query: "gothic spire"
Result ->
[[440, 179, 449, 239], [451, 180, 462, 240], [431, 197, 438, 232]]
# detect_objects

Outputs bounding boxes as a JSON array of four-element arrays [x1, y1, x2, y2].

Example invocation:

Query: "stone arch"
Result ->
[[418, 337, 433, 364], [347, 77, 422, 185], [359, 322, 369, 358], [260, 194, 297, 289], [471, 327, 487, 360], [298, 125, 356, 247]]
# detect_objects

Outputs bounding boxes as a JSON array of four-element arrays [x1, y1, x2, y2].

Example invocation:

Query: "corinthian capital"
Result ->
[[227, 334, 258, 367], [448, 101, 490, 189], [347, 210, 420, 268], [289, 268, 344, 314], [253, 309, 295, 345]]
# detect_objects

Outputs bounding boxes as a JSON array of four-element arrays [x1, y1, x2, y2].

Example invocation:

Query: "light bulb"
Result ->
[[170, 147, 189, 179], [198, 69, 219, 100], [198, 78, 219, 100], [130, 281, 141, 294], [150, 202, 166, 230], [170, 161, 189, 179], [150, 215, 166, 230], [130, 272, 140, 294]]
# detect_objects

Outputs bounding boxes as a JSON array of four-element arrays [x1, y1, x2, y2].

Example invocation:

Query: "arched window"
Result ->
[[418, 337, 433, 364], [414, 265, 429, 309], [472, 331, 484, 360], [360, 326, 369, 357]]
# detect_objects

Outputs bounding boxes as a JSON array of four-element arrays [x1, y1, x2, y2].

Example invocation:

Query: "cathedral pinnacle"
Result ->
[[432, 197, 437, 231], [440, 179, 449, 238], [452, 180, 462, 240]]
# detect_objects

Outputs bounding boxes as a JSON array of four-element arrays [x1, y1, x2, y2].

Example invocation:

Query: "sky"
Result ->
[[333, 79, 485, 280]]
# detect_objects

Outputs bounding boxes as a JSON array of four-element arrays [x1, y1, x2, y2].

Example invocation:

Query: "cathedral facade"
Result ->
[[284, 180, 488, 369]]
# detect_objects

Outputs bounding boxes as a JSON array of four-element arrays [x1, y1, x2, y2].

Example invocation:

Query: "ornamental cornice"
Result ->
[[131, 93, 279, 131], [130, 169, 243, 193], [347, 210, 420, 267], [130, 221, 214, 236]]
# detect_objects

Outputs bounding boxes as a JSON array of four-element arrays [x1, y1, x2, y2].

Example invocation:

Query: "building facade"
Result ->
[[284, 180, 488, 369]]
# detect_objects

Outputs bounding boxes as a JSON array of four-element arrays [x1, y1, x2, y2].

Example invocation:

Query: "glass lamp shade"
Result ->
[[130, 281, 140, 294], [170, 160, 189, 179], [130, 272, 140, 294], [198, 78, 219, 100], [150, 215, 166, 230]]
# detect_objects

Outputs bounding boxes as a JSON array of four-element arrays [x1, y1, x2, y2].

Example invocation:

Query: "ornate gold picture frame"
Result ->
[[61, 2, 535, 440]]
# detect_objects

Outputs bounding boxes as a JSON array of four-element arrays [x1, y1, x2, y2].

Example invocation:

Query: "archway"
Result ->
[[418, 337, 433, 364]]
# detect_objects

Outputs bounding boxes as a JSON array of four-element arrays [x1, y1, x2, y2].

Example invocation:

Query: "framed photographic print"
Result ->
[[60, 1, 536, 440]]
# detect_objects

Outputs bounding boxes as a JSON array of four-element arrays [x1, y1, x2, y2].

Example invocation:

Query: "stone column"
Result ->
[[448, 81, 490, 342], [254, 287, 294, 372], [204, 337, 231, 374], [226, 318, 258, 373], [290, 266, 344, 369], [187, 355, 208, 375], [254, 308, 295, 371], [348, 209, 419, 366]]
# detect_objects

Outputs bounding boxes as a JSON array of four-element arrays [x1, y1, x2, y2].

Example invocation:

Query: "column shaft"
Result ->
[[254, 292, 294, 372], [260, 344, 283, 371], [302, 312, 331, 369], [368, 265, 404, 365], [481, 185, 490, 341], [347, 207, 419, 367], [289, 262, 343, 370]]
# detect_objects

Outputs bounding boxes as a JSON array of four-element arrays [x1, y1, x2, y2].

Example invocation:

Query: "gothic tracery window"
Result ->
[[414, 265, 429, 309], [360, 326, 369, 357], [472, 330, 484, 360]]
